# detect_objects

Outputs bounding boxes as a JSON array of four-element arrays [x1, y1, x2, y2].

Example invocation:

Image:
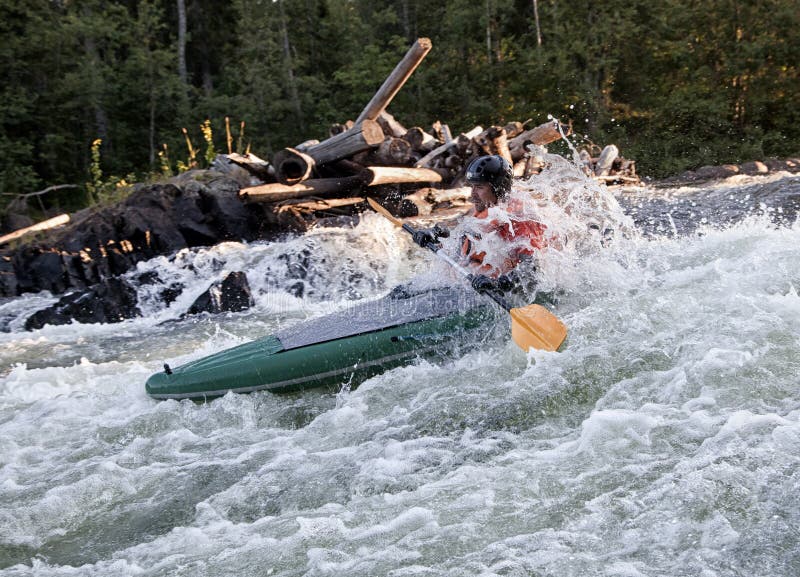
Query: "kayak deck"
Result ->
[[146, 285, 495, 400]]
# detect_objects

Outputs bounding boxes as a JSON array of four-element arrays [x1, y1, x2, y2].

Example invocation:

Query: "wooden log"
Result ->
[[508, 120, 571, 161], [373, 137, 413, 165], [403, 127, 437, 151], [427, 187, 471, 205], [224, 152, 274, 181], [276, 197, 365, 213], [415, 126, 482, 167], [593, 174, 640, 184], [355, 38, 432, 124], [295, 139, 319, 152], [241, 165, 443, 204], [441, 124, 453, 144], [474, 126, 512, 163], [329, 121, 354, 137], [365, 166, 443, 186], [274, 119, 385, 184], [594, 144, 619, 176], [306, 118, 384, 164], [377, 111, 407, 138], [273, 147, 315, 185], [0, 213, 70, 246], [504, 121, 526, 139], [239, 175, 365, 203], [397, 189, 434, 216]]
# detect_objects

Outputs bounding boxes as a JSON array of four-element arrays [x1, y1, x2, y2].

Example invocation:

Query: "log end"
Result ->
[[273, 147, 315, 186]]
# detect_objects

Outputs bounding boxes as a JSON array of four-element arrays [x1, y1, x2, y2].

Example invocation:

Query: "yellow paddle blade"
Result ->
[[509, 304, 568, 352]]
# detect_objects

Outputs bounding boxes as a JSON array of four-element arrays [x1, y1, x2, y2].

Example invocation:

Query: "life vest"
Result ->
[[459, 200, 547, 277]]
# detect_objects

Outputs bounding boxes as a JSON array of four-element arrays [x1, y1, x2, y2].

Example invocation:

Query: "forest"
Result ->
[[1, 0, 799, 214]]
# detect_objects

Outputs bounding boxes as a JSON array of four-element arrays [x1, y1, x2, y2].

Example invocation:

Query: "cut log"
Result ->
[[241, 165, 443, 204], [365, 166, 443, 186], [504, 121, 526, 139], [474, 126, 512, 163], [274, 119, 385, 184], [239, 175, 364, 203], [594, 144, 619, 176], [397, 189, 434, 216], [403, 127, 437, 152], [273, 147, 315, 185], [276, 197, 365, 213], [373, 137, 414, 165], [377, 111, 407, 138], [224, 152, 274, 181], [355, 38, 432, 123], [440, 124, 453, 144], [306, 119, 384, 164], [0, 213, 70, 246], [508, 120, 571, 161], [415, 126, 483, 168]]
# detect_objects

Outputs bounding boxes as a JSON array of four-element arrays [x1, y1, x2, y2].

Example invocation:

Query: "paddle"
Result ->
[[367, 197, 567, 352]]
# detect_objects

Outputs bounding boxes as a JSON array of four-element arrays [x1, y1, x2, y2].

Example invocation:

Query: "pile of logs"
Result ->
[[578, 144, 639, 184], [214, 37, 635, 229]]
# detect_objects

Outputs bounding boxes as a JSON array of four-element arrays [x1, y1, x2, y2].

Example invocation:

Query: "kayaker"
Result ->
[[411, 154, 547, 294]]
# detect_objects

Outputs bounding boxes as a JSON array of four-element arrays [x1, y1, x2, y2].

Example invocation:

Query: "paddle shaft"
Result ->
[[400, 222, 513, 312]]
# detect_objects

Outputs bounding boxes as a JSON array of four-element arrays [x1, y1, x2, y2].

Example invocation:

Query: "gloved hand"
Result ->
[[495, 271, 518, 292], [411, 224, 449, 247], [470, 274, 497, 293]]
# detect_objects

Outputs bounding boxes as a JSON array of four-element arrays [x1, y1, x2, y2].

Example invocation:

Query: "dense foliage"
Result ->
[[2, 0, 798, 211]]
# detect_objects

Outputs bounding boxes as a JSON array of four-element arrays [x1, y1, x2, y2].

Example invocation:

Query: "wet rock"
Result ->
[[24, 278, 141, 330], [0, 172, 276, 299], [2, 213, 34, 234], [694, 165, 740, 180], [186, 271, 254, 316], [0, 256, 18, 296], [740, 161, 769, 175]]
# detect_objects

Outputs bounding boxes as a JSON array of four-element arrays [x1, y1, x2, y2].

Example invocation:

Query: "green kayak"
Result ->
[[145, 285, 496, 400]]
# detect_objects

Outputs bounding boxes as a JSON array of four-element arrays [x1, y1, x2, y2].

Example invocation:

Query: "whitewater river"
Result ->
[[1, 163, 799, 576]]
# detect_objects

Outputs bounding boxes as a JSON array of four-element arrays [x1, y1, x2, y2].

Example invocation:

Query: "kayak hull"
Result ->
[[146, 286, 493, 400]]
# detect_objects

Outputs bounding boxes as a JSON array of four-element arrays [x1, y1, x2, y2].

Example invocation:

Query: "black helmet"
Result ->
[[465, 155, 513, 199]]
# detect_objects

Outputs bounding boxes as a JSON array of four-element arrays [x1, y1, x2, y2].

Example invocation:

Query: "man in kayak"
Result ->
[[411, 154, 547, 294]]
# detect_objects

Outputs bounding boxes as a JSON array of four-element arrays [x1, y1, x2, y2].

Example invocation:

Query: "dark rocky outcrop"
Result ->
[[24, 278, 141, 330], [185, 271, 254, 316], [1, 171, 273, 299]]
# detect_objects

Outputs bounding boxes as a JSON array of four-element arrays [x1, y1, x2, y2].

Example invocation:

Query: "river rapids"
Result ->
[[1, 159, 799, 576]]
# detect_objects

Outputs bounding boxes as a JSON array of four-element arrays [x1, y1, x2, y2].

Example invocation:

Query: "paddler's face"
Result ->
[[470, 182, 498, 213]]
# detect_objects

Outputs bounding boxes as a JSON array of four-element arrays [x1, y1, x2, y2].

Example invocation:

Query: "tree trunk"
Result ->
[[177, 0, 187, 85], [278, 0, 303, 124]]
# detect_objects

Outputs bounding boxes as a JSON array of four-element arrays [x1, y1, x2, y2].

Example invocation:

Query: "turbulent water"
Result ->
[[1, 161, 799, 576]]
